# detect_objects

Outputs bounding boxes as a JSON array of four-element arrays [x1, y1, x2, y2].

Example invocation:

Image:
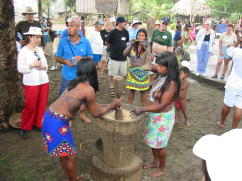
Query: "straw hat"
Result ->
[[24, 27, 43, 36], [22, 7, 37, 16], [9, 113, 22, 129]]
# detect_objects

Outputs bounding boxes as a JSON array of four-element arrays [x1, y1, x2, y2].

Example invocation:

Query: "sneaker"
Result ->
[[50, 66, 55, 71], [211, 74, 218, 78], [220, 75, 225, 80]]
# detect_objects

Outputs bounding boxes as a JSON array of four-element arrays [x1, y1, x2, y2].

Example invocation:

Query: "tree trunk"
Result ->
[[38, 0, 43, 18], [0, 0, 24, 125], [146, 17, 155, 42]]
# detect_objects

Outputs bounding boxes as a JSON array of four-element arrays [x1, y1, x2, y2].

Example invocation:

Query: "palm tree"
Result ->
[[0, 0, 24, 130]]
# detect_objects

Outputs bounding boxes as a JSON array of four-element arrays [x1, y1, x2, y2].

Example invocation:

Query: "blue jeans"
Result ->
[[196, 42, 210, 74], [59, 77, 71, 96]]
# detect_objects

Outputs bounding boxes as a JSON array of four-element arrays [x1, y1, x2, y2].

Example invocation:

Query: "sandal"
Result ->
[[100, 73, 104, 79], [109, 88, 115, 97]]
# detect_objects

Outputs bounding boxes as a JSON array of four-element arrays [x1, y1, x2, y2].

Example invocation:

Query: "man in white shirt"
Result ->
[[217, 39, 242, 128], [87, 20, 104, 68]]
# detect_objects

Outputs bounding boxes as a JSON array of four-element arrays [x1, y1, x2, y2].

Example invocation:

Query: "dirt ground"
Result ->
[[0, 41, 241, 181]]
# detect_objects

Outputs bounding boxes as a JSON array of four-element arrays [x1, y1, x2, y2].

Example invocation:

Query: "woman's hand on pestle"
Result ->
[[130, 108, 143, 119], [112, 99, 121, 109]]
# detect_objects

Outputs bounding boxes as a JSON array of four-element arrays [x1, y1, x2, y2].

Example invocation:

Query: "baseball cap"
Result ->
[[132, 19, 142, 27], [94, 20, 104, 27], [161, 17, 170, 23], [110, 17, 116, 23], [116, 16, 127, 24]]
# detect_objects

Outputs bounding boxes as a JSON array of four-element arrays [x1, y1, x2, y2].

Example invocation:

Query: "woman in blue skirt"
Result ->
[[42, 64, 121, 181]]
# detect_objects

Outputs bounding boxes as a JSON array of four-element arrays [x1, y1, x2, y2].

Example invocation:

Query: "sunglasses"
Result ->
[[162, 22, 168, 26], [34, 51, 41, 61]]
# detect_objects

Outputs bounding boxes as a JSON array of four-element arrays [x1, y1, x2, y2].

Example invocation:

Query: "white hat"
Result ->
[[132, 19, 142, 27], [110, 17, 116, 22], [22, 7, 37, 15], [193, 129, 242, 181], [181, 60, 191, 70], [155, 20, 161, 25], [24, 27, 43, 36]]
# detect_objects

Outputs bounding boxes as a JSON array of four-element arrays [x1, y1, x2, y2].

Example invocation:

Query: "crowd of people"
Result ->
[[13, 6, 242, 181]]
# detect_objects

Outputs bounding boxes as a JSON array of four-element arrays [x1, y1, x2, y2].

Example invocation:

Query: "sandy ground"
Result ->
[[0, 41, 241, 181]]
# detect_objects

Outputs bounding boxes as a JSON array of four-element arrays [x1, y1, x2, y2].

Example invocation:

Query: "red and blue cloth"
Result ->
[[42, 109, 77, 157]]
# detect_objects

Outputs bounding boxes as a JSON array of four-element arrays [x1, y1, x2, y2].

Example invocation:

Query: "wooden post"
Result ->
[[113, 76, 123, 120]]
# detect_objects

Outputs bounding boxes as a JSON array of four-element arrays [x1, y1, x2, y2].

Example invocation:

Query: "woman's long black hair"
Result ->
[[67, 75, 88, 91], [67, 57, 98, 92], [156, 51, 181, 99]]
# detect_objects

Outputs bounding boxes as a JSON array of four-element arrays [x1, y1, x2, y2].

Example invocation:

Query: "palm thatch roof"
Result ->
[[171, 0, 211, 16]]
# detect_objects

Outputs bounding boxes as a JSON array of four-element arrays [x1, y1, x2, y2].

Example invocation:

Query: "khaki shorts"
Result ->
[[108, 59, 127, 76]]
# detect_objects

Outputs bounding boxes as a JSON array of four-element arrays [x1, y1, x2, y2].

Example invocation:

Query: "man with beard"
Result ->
[[56, 16, 93, 95]]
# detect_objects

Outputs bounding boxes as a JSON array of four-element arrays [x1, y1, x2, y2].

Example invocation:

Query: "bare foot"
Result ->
[[143, 162, 159, 170], [216, 122, 224, 128], [149, 168, 166, 177], [185, 121, 191, 127], [80, 114, 92, 123]]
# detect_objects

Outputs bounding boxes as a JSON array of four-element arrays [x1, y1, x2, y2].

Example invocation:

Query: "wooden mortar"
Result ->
[[113, 76, 123, 120]]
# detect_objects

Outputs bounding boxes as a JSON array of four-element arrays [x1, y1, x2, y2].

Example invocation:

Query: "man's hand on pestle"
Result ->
[[112, 99, 121, 110], [130, 108, 143, 119]]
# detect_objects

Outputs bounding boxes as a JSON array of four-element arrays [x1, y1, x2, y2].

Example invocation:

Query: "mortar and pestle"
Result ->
[[92, 76, 145, 181], [113, 76, 124, 120]]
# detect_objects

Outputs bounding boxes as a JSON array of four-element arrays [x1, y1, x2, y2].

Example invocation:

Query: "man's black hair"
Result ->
[[180, 66, 190, 74]]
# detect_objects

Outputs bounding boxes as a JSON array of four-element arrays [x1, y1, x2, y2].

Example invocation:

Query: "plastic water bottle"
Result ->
[[71, 57, 77, 65]]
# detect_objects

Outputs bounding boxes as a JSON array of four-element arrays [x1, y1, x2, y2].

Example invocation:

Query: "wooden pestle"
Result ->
[[113, 76, 123, 120]]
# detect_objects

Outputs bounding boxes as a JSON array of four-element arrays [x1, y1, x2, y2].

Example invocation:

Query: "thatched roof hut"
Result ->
[[76, 0, 130, 15], [171, 0, 211, 17]]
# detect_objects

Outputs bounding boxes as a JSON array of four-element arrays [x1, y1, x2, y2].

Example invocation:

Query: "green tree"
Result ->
[[131, 0, 174, 20], [208, 0, 241, 19], [64, 0, 76, 12]]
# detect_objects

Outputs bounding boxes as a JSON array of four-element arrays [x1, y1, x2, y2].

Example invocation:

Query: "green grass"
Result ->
[[0, 156, 41, 181]]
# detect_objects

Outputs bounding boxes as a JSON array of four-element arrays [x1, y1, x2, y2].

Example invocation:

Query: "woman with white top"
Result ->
[[87, 20, 104, 69], [212, 24, 237, 79], [196, 20, 215, 76], [17, 27, 49, 139]]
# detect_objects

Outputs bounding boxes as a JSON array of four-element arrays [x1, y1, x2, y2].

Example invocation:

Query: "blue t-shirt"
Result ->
[[173, 31, 182, 41], [57, 36, 93, 80], [128, 28, 139, 41], [60, 29, 83, 39]]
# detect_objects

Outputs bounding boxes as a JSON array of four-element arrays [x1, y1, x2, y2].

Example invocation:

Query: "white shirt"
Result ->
[[87, 29, 103, 54], [225, 47, 242, 95], [196, 28, 215, 52], [17, 46, 49, 86]]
